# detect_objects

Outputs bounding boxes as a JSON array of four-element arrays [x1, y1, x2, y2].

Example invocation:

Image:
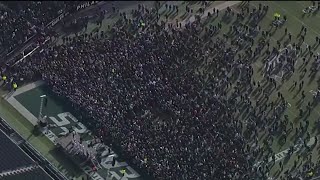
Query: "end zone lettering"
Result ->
[[77, 1, 99, 11]]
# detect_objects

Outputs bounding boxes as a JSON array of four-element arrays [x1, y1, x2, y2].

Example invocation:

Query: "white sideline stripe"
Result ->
[[5, 81, 45, 126], [2, 80, 45, 98], [14, 80, 45, 96], [12, 38, 50, 67], [269, 1, 320, 37], [7, 97, 38, 126], [254, 136, 317, 168], [181, 1, 242, 26], [4, 81, 105, 180]]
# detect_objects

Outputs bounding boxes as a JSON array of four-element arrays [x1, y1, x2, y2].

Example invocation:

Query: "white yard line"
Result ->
[[270, 1, 320, 37], [181, 1, 242, 26], [6, 97, 38, 126], [2, 80, 129, 180], [6, 2, 317, 179], [4, 81, 46, 126], [12, 38, 50, 67], [9, 80, 45, 97], [312, 175, 320, 180], [249, 3, 278, 43], [254, 135, 317, 167], [249, 45, 298, 117], [296, 1, 320, 19]]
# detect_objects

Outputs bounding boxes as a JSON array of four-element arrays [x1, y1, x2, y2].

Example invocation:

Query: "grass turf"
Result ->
[[3, 1, 320, 179], [68, 1, 320, 178], [0, 91, 84, 179], [228, 1, 320, 178]]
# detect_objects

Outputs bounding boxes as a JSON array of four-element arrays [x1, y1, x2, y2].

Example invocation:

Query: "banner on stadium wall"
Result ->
[[76, 1, 99, 11], [47, 1, 99, 27], [47, 12, 70, 28]]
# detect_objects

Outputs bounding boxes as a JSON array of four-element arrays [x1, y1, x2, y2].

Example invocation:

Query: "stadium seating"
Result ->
[[2, 1, 85, 27], [0, 118, 65, 180], [2, 1, 65, 26], [0, 7, 35, 56], [2, 167, 53, 180], [0, 1, 84, 61], [0, 130, 34, 173]]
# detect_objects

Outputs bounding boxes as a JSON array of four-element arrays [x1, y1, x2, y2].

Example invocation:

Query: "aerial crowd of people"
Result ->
[[1, 1, 320, 180], [0, 1, 84, 57]]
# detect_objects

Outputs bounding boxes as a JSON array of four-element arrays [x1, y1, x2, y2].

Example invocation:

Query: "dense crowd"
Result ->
[[0, 7, 35, 55], [3, 1, 64, 27], [7, 3, 250, 180], [3, 1, 320, 180], [2, 1, 84, 27], [0, 1, 84, 57]]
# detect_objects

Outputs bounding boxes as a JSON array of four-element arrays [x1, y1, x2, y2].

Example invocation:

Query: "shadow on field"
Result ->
[[49, 147, 83, 178], [26, 125, 42, 140]]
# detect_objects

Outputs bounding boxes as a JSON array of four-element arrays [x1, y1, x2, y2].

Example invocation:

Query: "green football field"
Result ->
[[5, 81, 144, 180], [13, 82, 144, 180], [14, 85, 92, 140], [0, 91, 84, 179], [229, 1, 320, 178], [55, 1, 226, 45], [2, 1, 320, 180], [0, 2, 188, 177]]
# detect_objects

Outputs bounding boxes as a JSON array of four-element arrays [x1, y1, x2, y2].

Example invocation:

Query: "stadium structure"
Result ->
[[0, 118, 67, 180], [2, 1, 320, 180]]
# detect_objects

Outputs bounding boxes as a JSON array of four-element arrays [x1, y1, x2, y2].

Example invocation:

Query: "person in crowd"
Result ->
[[3, 1, 320, 180]]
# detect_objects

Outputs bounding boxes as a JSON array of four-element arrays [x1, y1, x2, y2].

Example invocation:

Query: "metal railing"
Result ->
[[2, 1, 100, 65], [0, 117, 68, 180]]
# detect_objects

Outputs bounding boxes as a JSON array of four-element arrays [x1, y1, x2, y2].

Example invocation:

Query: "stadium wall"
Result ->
[[3, 1, 105, 66], [0, 117, 68, 180]]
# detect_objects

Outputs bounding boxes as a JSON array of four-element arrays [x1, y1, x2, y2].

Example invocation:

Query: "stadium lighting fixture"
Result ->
[[38, 95, 47, 124]]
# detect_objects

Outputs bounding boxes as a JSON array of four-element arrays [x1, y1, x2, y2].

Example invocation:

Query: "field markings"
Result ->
[[2, 81, 132, 180], [2, 80, 45, 98], [4, 81, 46, 126], [296, 1, 320, 20], [269, 1, 320, 37], [254, 135, 317, 167], [249, 44, 299, 117]]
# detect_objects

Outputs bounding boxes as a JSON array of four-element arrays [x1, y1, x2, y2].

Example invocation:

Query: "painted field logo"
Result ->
[[6, 81, 142, 180], [44, 111, 140, 180], [266, 44, 298, 82], [48, 112, 87, 135]]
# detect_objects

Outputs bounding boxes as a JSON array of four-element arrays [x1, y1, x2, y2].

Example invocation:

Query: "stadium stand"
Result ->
[[0, 6, 35, 56], [0, 128, 34, 173], [6, 3, 249, 179], [1, 1, 84, 27], [0, 1, 86, 64], [0, 118, 67, 180], [5, 1, 320, 179], [2, 167, 53, 180]]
